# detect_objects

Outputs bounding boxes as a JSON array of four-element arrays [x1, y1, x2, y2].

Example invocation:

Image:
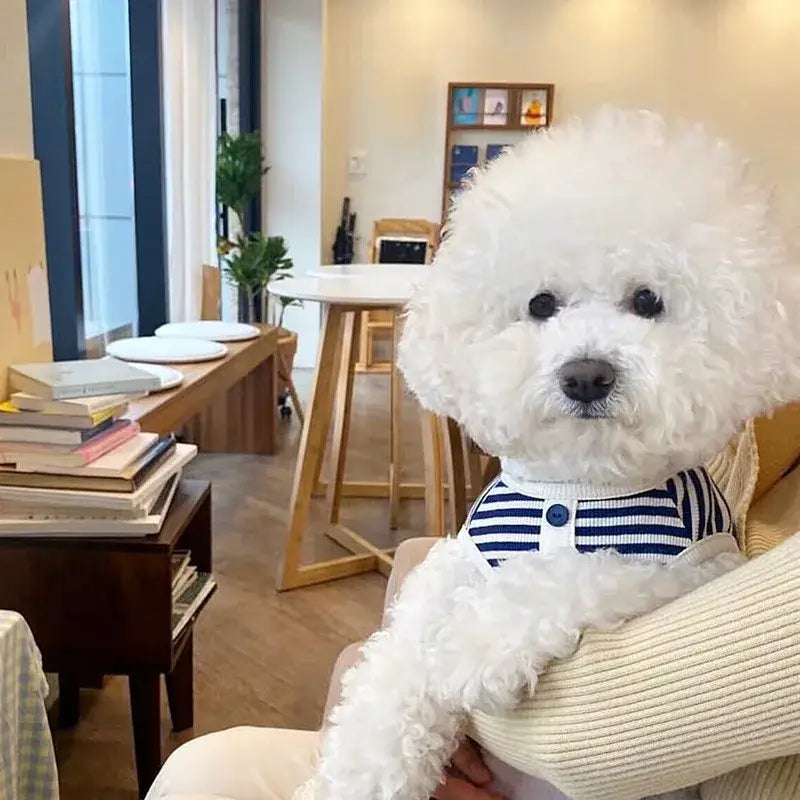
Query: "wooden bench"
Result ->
[[127, 324, 279, 454]]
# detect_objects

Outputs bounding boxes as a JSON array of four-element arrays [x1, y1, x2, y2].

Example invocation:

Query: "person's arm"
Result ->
[[469, 533, 800, 799]]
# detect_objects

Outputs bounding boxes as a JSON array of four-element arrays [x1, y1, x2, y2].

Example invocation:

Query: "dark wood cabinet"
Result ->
[[0, 479, 215, 797]]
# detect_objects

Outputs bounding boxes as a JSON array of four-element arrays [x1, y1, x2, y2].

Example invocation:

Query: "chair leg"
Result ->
[[442, 417, 467, 533], [389, 315, 402, 529], [420, 410, 445, 537], [277, 347, 305, 426], [465, 439, 485, 499]]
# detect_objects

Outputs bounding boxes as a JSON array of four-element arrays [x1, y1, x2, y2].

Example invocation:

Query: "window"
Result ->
[[27, 0, 168, 359], [28, 0, 259, 354], [69, 0, 139, 343]]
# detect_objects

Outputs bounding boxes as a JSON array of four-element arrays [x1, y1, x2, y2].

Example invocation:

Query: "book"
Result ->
[[452, 87, 480, 126], [482, 88, 508, 125], [0, 463, 176, 520], [0, 434, 176, 491], [10, 391, 141, 415], [8, 420, 139, 468], [171, 550, 198, 602], [486, 143, 509, 162], [0, 443, 197, 512], [0, 399, 127, 430], [0, 472, 181, 537], [172, 568, 197, 603], [520, 88, 548, 127], [0, 441, 75, 464], [171, 549, 191, 581], [9, 359, 159, 400], [172, 571, 217, 640], [451, 145, 479, 166], [0, 415, 116, 446], [450, 163, 473, 185]]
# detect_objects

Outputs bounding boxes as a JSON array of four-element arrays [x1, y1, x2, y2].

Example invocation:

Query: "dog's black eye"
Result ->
[[528, 291, 559, 320], [631, 287, 664, 319]]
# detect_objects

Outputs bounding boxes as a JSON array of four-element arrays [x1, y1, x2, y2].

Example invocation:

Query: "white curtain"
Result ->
[[161, 0, 217, 322]]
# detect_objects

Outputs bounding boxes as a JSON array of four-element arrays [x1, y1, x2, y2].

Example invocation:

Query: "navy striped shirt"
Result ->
[[462, 467, 733, 568]]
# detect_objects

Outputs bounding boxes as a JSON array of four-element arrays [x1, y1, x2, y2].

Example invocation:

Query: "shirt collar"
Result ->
[[500, 458, 671, 501]]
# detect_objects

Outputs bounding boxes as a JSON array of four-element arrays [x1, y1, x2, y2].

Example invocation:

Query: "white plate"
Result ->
[[154, 321, 260, 342], [106, 337, 228, 364], [126, 362, 184, 391]]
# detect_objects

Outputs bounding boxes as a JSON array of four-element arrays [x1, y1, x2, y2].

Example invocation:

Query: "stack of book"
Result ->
[[0, 359, 196, 537], [171, 550, 216, 640]]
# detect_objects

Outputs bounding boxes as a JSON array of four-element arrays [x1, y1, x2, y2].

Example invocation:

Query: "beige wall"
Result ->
[[323, 0, 800, 260], [0, 0, 34, 159]]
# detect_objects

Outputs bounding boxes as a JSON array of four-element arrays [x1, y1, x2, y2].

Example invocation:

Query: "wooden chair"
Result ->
[[201, 264, 221, 321], [421, 414, 501, 536], [358, 219, 440, 373]]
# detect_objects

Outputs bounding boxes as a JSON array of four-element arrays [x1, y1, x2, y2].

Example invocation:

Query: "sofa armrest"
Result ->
[[323, 538, 439, 722], [743, 463, 800, 557]]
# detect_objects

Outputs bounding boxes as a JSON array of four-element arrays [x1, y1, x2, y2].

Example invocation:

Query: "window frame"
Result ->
[[26, 0, 169, 358]]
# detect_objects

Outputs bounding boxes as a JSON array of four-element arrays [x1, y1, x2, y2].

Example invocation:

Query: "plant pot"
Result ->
[[277, 327, 298, 397]]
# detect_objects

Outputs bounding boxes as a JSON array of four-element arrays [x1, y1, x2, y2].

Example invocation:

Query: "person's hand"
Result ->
[[433, 739, 507, 800]]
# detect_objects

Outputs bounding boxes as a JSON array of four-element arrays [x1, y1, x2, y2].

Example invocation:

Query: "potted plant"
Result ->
[[217, 131, 301, 401]]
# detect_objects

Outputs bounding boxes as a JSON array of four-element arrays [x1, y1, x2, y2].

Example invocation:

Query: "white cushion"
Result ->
[[145, 727, 318, 800]]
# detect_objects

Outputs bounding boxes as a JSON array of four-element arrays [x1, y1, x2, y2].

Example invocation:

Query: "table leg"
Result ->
[[420, 410, 445, 537], [278, 305, 378, 590], [129, 671, 161, 799], [327, 312, 359, 525], [389, 315, 402, 529], [165, 633, 194, 732], [58, 673, 80, 728]]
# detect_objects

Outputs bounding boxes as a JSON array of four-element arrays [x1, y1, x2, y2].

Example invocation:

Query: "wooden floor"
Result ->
[[55, 370, 429, 800]]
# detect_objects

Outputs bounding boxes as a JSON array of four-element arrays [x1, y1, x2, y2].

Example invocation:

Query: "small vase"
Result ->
[[237, 286, 268, 324]]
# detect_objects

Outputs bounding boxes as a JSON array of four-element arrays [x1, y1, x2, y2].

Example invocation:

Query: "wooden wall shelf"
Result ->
[[441, 81, 555, 226]]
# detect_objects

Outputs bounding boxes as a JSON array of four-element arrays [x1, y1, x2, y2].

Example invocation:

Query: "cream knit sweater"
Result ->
[[463, 425, 800, 798], [469, 532, 800, 799], [373, 424, 800, 799]]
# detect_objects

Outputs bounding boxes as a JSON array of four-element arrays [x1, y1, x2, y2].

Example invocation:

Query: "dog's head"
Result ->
[[398, 108, 800, 485]]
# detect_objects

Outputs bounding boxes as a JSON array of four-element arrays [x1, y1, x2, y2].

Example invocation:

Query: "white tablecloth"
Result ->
[[0, 611, 58, 799]]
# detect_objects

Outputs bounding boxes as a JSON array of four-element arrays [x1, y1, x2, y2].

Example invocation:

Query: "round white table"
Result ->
[[269, 267, 434, 590]]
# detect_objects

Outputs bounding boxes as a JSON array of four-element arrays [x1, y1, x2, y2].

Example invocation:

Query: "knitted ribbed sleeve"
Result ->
[[469, 533, 800, 799]]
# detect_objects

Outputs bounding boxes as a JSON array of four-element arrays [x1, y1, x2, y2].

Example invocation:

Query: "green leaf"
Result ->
[[221, 233, 295, 292], [216, 131, 268, 226]]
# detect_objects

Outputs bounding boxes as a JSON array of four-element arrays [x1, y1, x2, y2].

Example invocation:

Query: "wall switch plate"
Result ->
[[348, 150, 367, 176]]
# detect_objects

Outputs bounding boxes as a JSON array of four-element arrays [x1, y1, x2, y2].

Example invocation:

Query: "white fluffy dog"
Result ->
[[296, 108, 800, 800]]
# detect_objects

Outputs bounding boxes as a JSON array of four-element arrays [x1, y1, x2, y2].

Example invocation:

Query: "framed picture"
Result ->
[[452, 87, 480, 125], [520, 88, 549, 127], [482, 88, 508, 126]]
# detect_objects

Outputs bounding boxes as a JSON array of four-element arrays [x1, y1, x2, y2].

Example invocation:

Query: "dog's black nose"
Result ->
[[559, 359, 616, 403]]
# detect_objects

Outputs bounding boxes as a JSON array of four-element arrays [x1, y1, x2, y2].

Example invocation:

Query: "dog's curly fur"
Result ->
[[295, 109, 800, 800]]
